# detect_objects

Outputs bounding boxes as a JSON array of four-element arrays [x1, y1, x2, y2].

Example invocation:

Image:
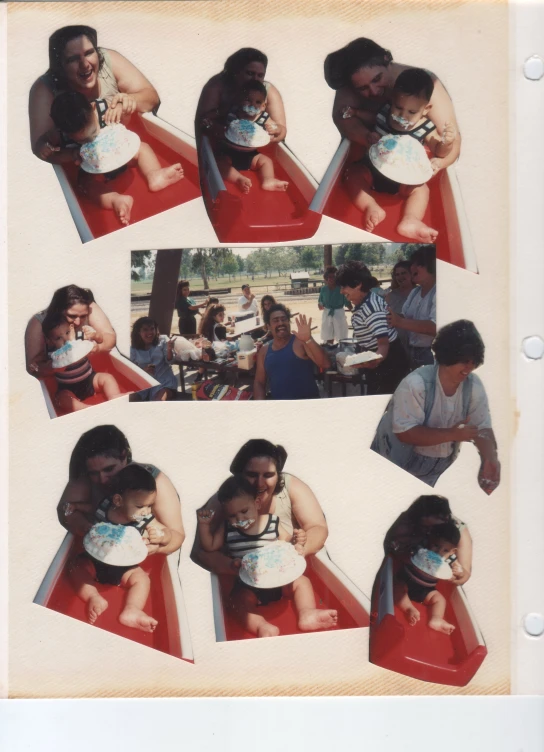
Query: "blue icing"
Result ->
[[93, 523, 126, 542], [384, 137, 398, 150], [52, 341, 74, 357]]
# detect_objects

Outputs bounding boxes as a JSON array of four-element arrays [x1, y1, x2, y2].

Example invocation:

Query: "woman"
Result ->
[[29, 25, 160, 162], [191, 439, 328, 574], [198, 304, 228, 342], [387, 246, 436, 369], [324, 38, 461, 172], [371, 319, 501, 494], [254, 294, 276, 346], [335, 261, 409, 395], [56, 425, 184, 554], [175, 280, 208, 336], [25, 284, 116, 378], [130, 317, 178, 401], [195, 48, 286, 144], [383, 494, 473, 586]]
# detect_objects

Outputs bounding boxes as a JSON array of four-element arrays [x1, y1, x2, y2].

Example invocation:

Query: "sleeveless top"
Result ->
[[94, 495, 155, 534], [264, 335, 319, 400], [40, 48, 119, 100], [225, 514, 279, 558], [375, 102, 436, 143]]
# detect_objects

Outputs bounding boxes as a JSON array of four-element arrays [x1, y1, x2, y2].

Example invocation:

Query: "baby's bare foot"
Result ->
[[87, 594, 108, 624], [111, 194, 134, 226], [256, 622, 280, 638], [402, 605, 421, 626], [236, 175, 252, 194], [147, 163, 184, 192], [397, 217, 438, 243], [298, 608, 338, 632], [262, 178, 289, 192], [428, 617, 455, 635], [363, 204, 386, 232], [119, 606, 158, 633]]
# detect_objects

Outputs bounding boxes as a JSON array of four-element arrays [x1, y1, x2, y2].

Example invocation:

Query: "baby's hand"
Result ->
[[197, 509, 215, 525], [39, 141, 60, 160], [230, 558, 242, 572], [294, 543, 306, 557], [430, 157, 443, 176], [440, 121, 456, 146], [264, 119, 278, 134], [293, 528, 307, 547], [147, 526, 166, 544]]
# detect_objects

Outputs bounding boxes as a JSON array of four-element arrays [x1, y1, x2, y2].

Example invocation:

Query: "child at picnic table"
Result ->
[[197, 475, 338, 637], [48, 92, 184, 226], [344, 68, 456, 241]]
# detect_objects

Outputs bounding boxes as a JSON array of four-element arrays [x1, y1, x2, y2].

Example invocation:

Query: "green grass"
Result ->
[[131, 272, 326, 296]]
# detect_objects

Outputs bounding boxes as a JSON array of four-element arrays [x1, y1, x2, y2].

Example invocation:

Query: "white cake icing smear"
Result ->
[[343, 351, 383, 366], [390, 113, 413, 130], [239, 540, 306, 589], [411, 548, 453, 580], [225, 119, 271, 148], [80, 124, 141, 175], [83, 522, 148, 565], [369, 134, 433, 186], [51, 339, 94, 369]]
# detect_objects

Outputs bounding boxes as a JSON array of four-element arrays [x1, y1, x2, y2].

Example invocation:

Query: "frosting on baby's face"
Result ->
[[239, 89, 267, 119], [114, 489, 156, 524], [390, 91, 431, 131], [224, 493, 259, 532]]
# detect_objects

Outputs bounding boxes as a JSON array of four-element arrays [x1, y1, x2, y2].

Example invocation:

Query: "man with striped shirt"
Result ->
[[336, 261, 409, 395]]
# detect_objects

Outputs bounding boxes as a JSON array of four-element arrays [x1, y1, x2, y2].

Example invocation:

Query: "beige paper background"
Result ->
[[7, 0, 509, 697]]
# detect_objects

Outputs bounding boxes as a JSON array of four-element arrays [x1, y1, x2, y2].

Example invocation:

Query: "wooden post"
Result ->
[[324, 244, 333, 268], [149, 249, 183, 336]]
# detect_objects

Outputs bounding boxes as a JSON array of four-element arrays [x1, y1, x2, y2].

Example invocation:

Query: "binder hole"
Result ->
[[523, 55, 544, 80], [522, 336, 544, 359], [524, 613, 544, 637]]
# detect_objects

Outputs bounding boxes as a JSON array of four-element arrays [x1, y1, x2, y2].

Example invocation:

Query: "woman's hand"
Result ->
[[354, 355, 383, 370], [368, 131, 381, 145], [318, 303, 324, 311], [197, 509, 215, 525], [230, 558, 242, 573], [451, 421, 481, 442], [293, 528, 307, 557], [103, 100, 124, 125], [39, 141, 60, 160], [386, 305, 401, 329], [478, 456, 501, 495], [81, 325, 98, 342], [440, 120, 456, 147], [430, 157, 445, 176], [293, 315, 312, 343], [451, 563, 471, 586], [108, 92, 137, 119], [264, 119, 279, 134]]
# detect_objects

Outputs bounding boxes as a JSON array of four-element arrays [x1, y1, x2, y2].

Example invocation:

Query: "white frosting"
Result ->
[[80, 124, 141, 175], [369, 134, 433, 186], [83, 522, 148, 566], [231, 518, 255, 530], [344, 351, 383, 366], [225, 119, 270, 148], [239, 540, 306, 589], [411, 548, 453, 580], [51, 339, 94, 369]]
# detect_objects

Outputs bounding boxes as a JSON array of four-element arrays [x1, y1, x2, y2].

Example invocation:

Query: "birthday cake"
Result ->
[[411, 548, 453, 580], [50, 339, 94, 369], [239, 540, 306, 589], [83, 522, 148, 566], [80, 124, 141, 175], [369, 134, 433, 186], [225, 119, 271, 149], [343, 351, 383, 367]]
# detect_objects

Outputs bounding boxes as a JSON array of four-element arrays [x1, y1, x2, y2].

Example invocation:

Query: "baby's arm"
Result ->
[[145, 519, 173, 549], [197, 509, 225, 552], [277, 523, 292, 543]]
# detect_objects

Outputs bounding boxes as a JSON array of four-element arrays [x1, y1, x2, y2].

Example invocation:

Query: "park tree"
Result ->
[[190, 247, 229, 288], [222, 252, 239, 281]]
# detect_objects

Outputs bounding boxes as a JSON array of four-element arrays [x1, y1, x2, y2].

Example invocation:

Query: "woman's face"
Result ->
[[214, 311, 225, 324], [139, 323, 157, 345], [350, 65, 389, 99], [242, 456, 278, 504], [234, 61, 266, 87], [63, 303, 90, 328], [394, 266, 412, 290], [62, 36, 100, 91], [85, 453, 127, 489], [262, 299, 273, 312], [182, 286, 190, 298], [340, 282, 365, 305], [442, 361, 477, 386], [411, 263, 434, 286]]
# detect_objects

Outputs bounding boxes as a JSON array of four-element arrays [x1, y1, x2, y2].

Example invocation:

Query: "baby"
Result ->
[[344, 68, 456, 241], [41, 312, 121, 412], [216, 81, 289, 194], [49, 91, 184, 226], [197, 475, 337, 638], [394, 521, 461, 635], [69, 464, 172, 632]]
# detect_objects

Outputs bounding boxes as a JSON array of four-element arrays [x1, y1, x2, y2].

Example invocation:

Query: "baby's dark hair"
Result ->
[[111, 464, 157, 497], [218, 475, 258, 505], [241, 80, 267, 99], [50, 91, 93, 135], [394, 68, 434, 103], [42, 311, 68, 338], [406, 494, 452, 523], [428, 521, 461, 548]]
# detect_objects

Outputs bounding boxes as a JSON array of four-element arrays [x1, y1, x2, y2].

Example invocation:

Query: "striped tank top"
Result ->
[[226, 514, 279, 559], [375, 103, 436, 143]]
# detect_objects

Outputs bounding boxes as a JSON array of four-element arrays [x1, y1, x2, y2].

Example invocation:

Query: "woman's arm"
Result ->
[[288, 475, 328, 556], [451, 526, 472, 585], [388, 310, 436, 337], [191, 495, 239, 574], [28, 79, 82, 164], [56, 478, 95, 537], [263, 84, 287, 143], [196, 510, 225, 552], [25, 315, 52, 377], [474, 429, 501, 494], [331, 88, 377, 146], [253, 346, 268, 400], [88, 303, 116, 352], [107, 49, 159, 114], [147, 471, 185, 555], [426, 77, 461, 171], [395, 423, 481, 446]]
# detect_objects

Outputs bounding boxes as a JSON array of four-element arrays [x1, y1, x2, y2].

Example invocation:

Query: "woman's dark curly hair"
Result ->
[[324, 38, 393, 90], [405, 494, 452, 524], [46, 284, 95, 315], [335, 261, 379, 293], [409, 245, 436, 276], [432, 320, 485, 368], [260, 295, 276, 317], [222, 48, 268, 80], [131, 317, 160, 350], [69, 425, 132, 481], [47, 26, 105, 89], [230, 439, 288, 495]]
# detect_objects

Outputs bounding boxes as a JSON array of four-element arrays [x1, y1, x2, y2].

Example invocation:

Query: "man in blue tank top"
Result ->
[[253, 304, 330, 400]]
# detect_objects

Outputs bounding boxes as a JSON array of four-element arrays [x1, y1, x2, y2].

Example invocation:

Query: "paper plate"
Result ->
[[343, 351, 383, 366], [411, 548, 453, 580], [239, 540, 306, 589], [83, 522, 148, 566], [369, 134, 433, 186], [80, 125, 141, 175], [225, 119, 271, 148], [51, 339, 94, 369]]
